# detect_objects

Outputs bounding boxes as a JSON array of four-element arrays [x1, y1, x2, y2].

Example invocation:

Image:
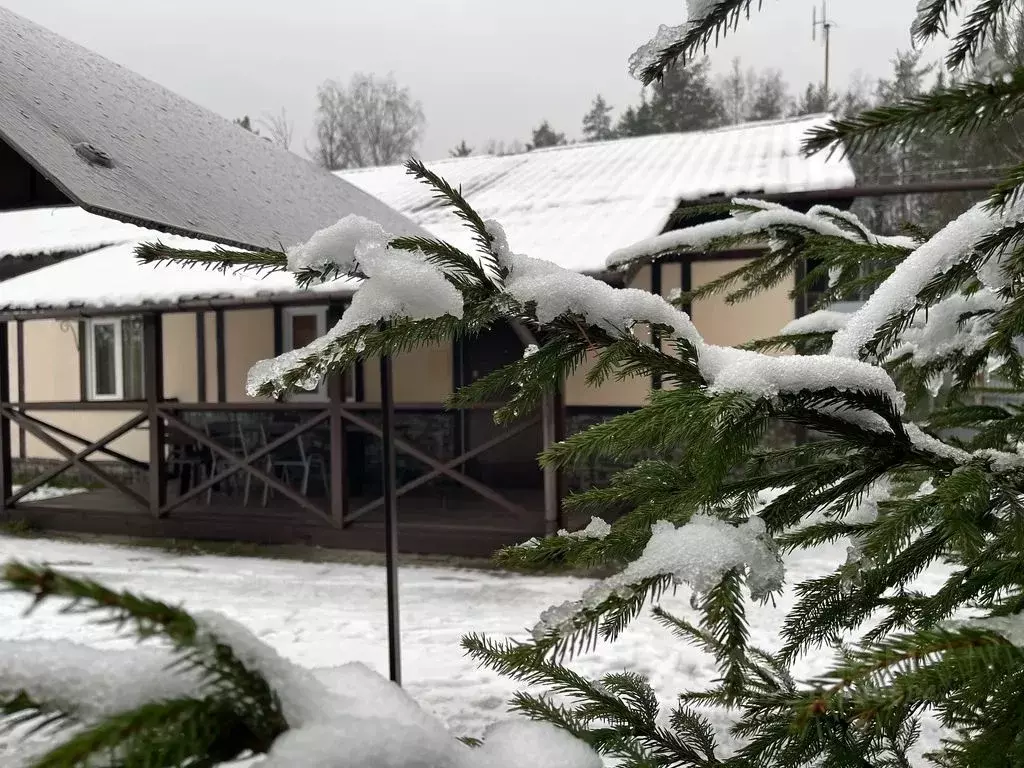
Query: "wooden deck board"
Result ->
[[9, 486, 548, 557]]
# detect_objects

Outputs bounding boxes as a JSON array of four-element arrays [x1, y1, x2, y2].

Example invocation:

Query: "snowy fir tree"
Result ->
[[9, 0, 1024, 765]]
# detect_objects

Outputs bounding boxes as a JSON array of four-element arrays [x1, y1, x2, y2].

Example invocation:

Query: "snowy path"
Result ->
[[0, 532, 950, 760]]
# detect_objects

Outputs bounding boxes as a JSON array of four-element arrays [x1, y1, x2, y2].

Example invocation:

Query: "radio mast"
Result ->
[[812, 1, 835, 106]]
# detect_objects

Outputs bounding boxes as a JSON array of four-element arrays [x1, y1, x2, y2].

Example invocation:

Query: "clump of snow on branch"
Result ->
[[0, 641, 205, 723], [830, 199, 1024, 360], [532, 515, 783, 641], [605, 199, 914, 268], [247, 215, 463, 397], [557, 516, 612, 540], [780, 310, 852, 337], [887, 290, 1002, 365], [285, 215, 389, 276]]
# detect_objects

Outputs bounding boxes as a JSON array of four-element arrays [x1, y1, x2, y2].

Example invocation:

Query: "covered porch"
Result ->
[[0, 289, 614, 557]]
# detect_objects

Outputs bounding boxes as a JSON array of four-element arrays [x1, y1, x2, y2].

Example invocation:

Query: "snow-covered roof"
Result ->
[[0, 7, 426, 251], [0, 236, 357, 317], [0, 206, 149, 258], [340, 114, 856, 273]]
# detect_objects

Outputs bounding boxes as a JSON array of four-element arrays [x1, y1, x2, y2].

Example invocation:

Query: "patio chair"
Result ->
[[260, 420, 329, 506]]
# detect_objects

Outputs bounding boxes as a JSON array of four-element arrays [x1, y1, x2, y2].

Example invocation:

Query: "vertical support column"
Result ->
[[542, 382, 566, 536], [15, 320, 25, 459], [195, 312, 207, 402], [379, 331, 402, 685], [144, 313, 166, 516], [327, 303, 348, 527], [215, 309, 226, 403], [451, 338, 467, 458], [651, 261, 663, 390], [0, 322, 12, 516]]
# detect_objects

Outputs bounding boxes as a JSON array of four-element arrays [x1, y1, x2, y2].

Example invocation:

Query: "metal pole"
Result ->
[[379, 337, 402, 685]]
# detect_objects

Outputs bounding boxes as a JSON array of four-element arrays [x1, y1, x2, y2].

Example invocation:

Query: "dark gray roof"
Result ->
[[0, 7, 426, 251]]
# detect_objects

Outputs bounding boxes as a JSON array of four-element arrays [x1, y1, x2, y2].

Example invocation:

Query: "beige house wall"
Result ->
[[691, 259, 795, 348], [13, 253, 796, 464]]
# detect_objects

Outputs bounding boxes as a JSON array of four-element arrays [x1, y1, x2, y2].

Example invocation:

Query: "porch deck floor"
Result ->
[[9, 485, 554, 558]]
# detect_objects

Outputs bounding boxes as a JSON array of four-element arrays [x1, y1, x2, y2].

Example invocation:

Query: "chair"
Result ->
[[261, 420, 329, 505], [164, 425, 207, 496]]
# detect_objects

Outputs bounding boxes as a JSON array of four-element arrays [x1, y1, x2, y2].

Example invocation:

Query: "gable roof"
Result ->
[[340, 115, 855, 273], [0, 7, 425, 251]]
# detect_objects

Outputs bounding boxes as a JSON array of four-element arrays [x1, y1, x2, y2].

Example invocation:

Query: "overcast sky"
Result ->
[[4, 1, 942, 161]]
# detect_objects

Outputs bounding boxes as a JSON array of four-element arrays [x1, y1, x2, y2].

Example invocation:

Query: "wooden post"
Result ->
[[0, 322, 12, 515], [379, 335, 402, 685], [451, 338, 467, 457], [542, 382, 566, 536], [144, 313, 166, 515], [651, 260, 663, 390], [195, 311, 207, 402], [215, 309, 226, 402], [15, 320, 25, 459]]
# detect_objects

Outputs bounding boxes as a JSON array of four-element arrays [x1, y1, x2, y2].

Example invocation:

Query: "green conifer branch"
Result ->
[[135, 242, 286, 275]]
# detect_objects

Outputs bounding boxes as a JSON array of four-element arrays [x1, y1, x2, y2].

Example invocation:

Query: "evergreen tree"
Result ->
[[449, 139, 473, 157], [790, 81, 840, 116], [528, 120, 567, 150], [647, 57, 726, 132], [233, 115, 258, 134], [747, 69, 791, 121], [17, 0, 1024, 765], [616, 96, 658, 137], [581, 95, 616, 141]]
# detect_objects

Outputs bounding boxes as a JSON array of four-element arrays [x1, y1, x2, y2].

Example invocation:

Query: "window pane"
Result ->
[[91, 323, 117, 397], [290, 314, 319, 349], [122, 317, 145, 400]]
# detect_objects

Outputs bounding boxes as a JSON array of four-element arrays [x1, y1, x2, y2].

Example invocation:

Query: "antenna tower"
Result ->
[[812, 1, 835, 107]]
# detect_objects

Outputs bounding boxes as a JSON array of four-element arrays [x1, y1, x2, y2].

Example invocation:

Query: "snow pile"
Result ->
[[779, 310, 852, 337], [247, 216, 463, 396], [0, 641, 206, 721], [0, 609, 602, 768], [830, 199, 1024, 360], [532, 515, 784, 641]]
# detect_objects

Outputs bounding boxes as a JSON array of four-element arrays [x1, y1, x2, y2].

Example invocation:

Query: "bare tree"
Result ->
[[259, 108, 294, 150], [310, 73, 425, 170]]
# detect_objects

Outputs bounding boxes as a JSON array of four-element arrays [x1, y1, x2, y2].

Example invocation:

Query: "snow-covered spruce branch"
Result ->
[[0, 562, 603, 768], [608, 199, 918, 313]]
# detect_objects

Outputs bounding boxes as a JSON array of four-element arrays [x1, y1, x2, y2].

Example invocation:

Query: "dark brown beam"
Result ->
[[0, 323, 11, 512], [144, 313, 166, 515], [215, 309, 226, 403], [542, 386, 566, 536], [13, 411, 147, 470], [651, 261, 662, 391], [327, 301, 348, 526], [705, 177, 1001, 207], [15, 320, 24, 459], [195, 311, 206, 402]]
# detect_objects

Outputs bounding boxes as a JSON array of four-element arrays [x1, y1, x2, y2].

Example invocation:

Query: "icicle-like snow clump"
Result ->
[[627, 23, 687, 81], [285, 215, 389, 276]]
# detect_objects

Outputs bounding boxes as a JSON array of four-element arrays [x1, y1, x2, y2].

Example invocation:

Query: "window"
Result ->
[[283, 307, 359, 402], [84, 317, 145, 400]]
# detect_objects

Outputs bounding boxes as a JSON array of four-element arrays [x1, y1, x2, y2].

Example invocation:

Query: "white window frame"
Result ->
[[84, 317, 125, 401], [283, 307, 328, 402], [282, 306, 358, 402]]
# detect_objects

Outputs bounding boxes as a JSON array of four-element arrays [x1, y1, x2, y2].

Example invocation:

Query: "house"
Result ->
[[0, 108, 856, 555]]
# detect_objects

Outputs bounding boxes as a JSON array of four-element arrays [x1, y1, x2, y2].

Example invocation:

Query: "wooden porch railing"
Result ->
[[0, 398, 554, 531]]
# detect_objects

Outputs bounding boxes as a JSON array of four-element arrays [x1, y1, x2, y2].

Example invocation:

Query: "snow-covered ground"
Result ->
[[0, 529, 951, 762]]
